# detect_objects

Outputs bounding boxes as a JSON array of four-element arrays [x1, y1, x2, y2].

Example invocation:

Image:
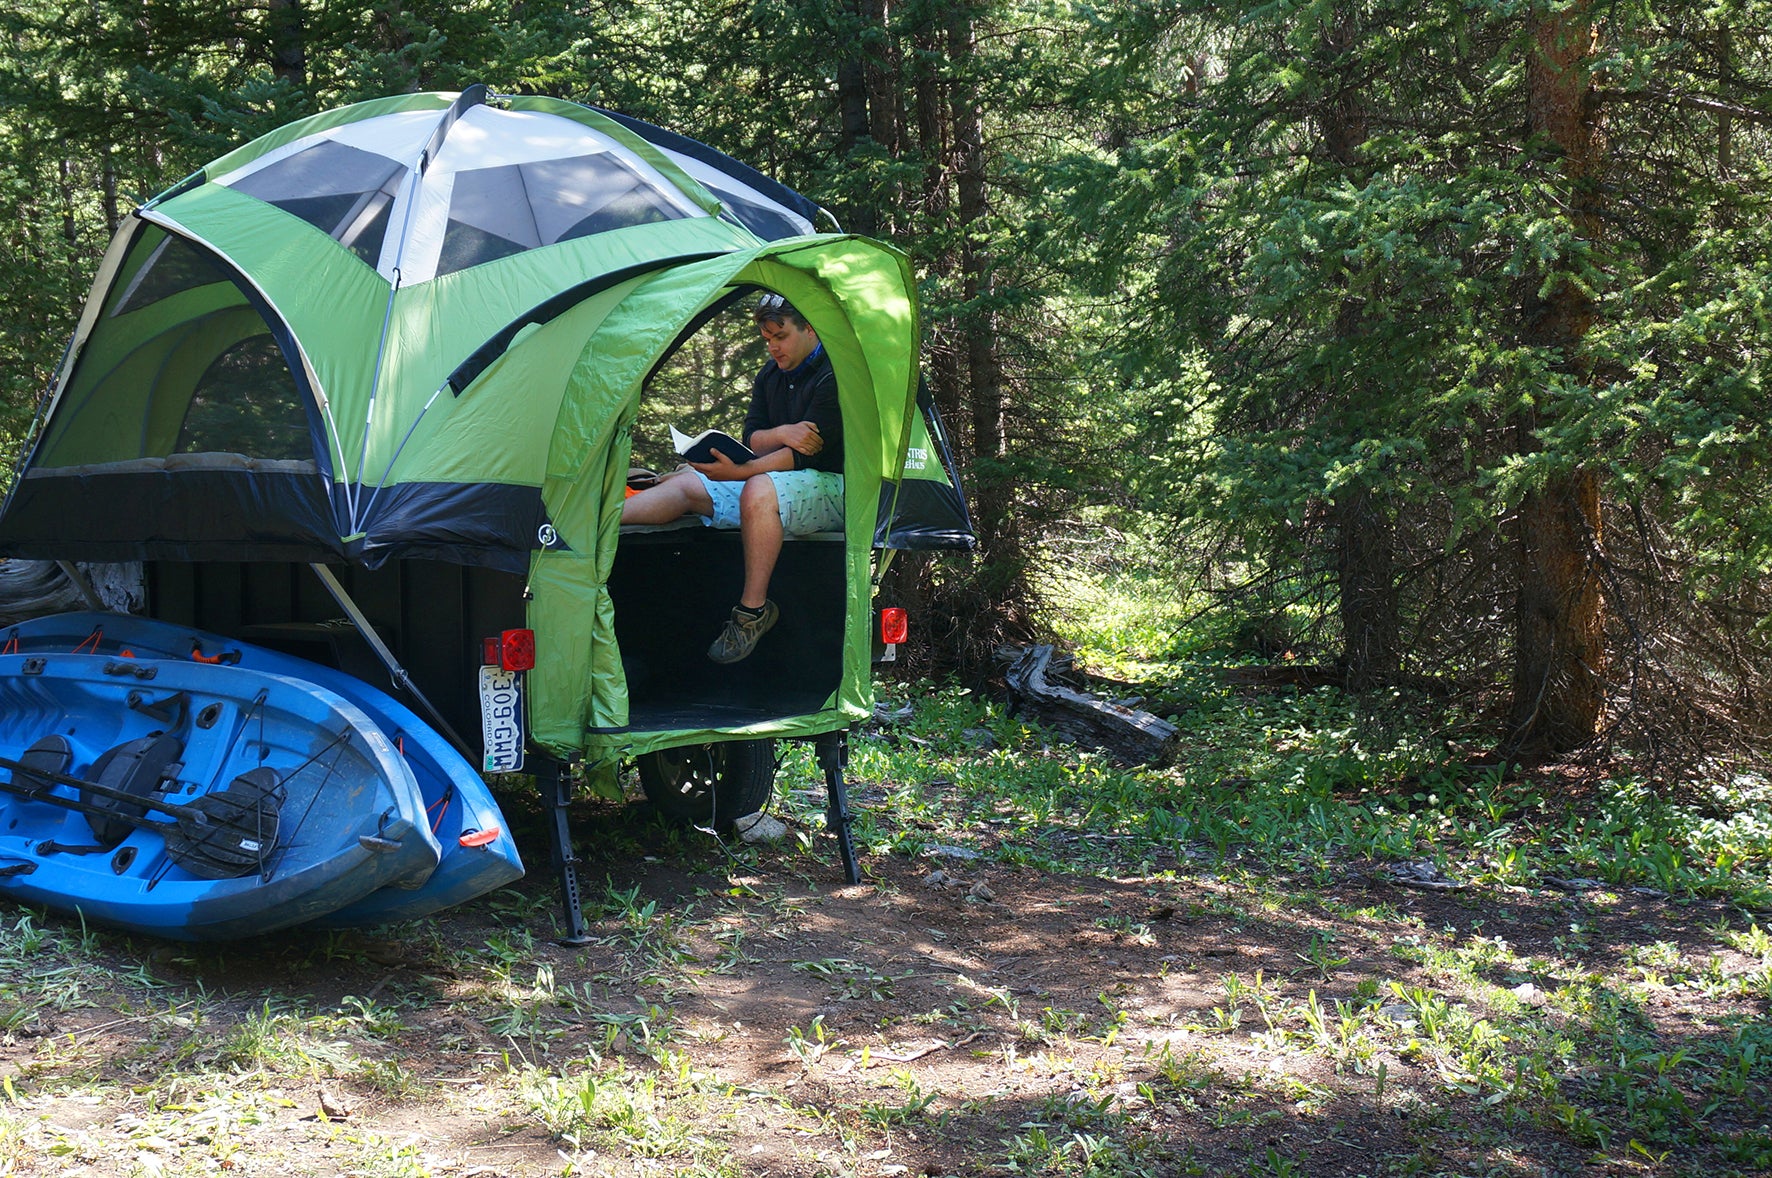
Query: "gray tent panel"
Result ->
[[713, 191, 810, 241], [438, 154, 691, 277], [589, 106, 822, 240], [448, 165, 545, 249], [227, 140, 405, 265]]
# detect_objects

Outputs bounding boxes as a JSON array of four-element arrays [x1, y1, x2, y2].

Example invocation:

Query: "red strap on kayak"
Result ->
[[73, 629, 103, 654], [421, 767, 460, 835]]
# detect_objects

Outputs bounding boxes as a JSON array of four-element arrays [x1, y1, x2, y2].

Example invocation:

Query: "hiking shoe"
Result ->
[[708, 600, 779, 663]]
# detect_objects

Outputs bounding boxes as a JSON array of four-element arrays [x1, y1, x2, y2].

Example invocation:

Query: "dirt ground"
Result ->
[[1, 794, 1764, 1178]]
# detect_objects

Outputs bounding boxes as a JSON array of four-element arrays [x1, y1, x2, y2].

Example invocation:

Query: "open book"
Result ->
[[670, 425, 756, 465]]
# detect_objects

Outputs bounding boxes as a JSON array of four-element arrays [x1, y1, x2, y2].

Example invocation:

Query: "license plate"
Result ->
[[478, 666, 525, 773]]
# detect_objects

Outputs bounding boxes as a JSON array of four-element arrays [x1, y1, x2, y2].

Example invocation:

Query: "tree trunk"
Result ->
[[836, 0, 870, 150], [1508, 3, 1607, 757], [57, 158, 77, 247], [920, 8, 1033, 661], [913, 29, 950, 227], [911, 26, 959, 426], [1321, 11, 1398, 690], [1332, 486, 1399, 690], [100, 144, 119, 237], [267, 0, 307, 89], [1004, 645, 1177, 763], [864, 0, 902, 155], [1512, 469, 1605, 753], [836, 0, 901, 236], [949, 12, 1004, 522]]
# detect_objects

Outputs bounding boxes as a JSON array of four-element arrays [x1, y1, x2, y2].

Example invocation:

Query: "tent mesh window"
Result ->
[[109, 233, 231, 317], [226, 139, 406, 265], [40, 228, 313, 469], [436, 154, 688, 277], [173, 337, 310, 459], [705, 186, 807, 240]]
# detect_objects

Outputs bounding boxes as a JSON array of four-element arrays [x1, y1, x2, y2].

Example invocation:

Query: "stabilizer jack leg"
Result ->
[[815, 729, 861, 885], [539, 757, 592, 945]]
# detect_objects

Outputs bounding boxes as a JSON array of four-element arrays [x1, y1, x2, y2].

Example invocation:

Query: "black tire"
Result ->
[[637, 739, 776, 830]]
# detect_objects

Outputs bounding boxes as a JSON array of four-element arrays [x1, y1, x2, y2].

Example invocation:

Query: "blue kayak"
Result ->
[[0, 652, 441, 940], [3, 612, 524, 924]]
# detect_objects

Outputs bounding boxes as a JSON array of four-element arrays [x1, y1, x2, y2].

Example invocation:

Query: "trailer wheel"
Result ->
[[637, 739, 776, 830]]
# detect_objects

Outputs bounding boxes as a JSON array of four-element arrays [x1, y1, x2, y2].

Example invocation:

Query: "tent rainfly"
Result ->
[[0, 87, 971, 759]]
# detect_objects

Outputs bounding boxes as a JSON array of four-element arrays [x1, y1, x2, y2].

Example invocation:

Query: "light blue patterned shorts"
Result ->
[[694, 470, 845, 534]]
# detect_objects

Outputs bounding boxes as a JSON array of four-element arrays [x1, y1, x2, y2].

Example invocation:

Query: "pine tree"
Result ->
[[1057, 0, 1772, 756]]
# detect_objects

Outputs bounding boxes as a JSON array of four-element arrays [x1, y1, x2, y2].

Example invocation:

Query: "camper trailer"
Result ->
[[0, 88, 971, 936]]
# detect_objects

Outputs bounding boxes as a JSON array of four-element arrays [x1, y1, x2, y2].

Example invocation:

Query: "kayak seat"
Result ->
[[82, 734, 184, 847], [7, 735, 72, 794]]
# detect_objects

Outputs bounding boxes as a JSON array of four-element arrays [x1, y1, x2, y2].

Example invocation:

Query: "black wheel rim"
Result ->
[[652, 744, 725, 805]]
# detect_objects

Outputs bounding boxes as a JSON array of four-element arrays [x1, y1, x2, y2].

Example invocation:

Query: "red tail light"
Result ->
[[500, 629, 536, 671], [482, 630, 536, 671], [879, 607, 908, 646]]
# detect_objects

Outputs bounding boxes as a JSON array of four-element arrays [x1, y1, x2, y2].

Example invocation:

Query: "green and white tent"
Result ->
[[0, 87, 970, 758]]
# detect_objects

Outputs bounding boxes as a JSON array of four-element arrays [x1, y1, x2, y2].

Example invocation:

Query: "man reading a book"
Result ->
[[620, 292, 844, 663]]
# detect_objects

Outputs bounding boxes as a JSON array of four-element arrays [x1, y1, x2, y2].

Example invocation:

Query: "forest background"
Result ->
[[2, 0, 1772, 768], [3, 5, 1772, 1175]]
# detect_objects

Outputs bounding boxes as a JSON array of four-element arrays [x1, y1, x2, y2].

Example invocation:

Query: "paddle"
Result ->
[[0, 751, 283, 879], [162, 767, 285, 879]]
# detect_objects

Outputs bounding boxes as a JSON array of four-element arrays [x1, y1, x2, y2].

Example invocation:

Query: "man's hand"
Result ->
[[775, 421, 823, 456], [688, 449, 748, 480]]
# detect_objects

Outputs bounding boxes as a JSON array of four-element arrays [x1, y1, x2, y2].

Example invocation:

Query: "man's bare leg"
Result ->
[[738, 474, 783, 609], [620, 470, 712, 525]]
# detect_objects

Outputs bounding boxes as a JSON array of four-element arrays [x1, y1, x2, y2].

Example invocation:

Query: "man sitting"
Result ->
[[620, 293, 844, 663]]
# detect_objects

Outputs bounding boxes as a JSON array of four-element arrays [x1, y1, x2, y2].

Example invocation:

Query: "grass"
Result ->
[[854, 649, 1772, 909], [826, 680, 1768, 1173], [1, 557, 1769, 1175]]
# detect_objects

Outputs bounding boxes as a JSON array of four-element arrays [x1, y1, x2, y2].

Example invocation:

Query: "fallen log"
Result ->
[[1219, 664, 1346, 690], [1219, 664, 1453, 696], [1003, 644, 1176, 763]]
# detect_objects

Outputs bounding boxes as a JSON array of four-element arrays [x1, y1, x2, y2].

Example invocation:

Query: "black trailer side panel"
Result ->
[[146, 560, 525, 740], [145, 529, 845, 743]]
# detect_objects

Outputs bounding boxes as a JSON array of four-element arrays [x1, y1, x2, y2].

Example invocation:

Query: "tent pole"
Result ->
[[357, 382, 450, 527], [307, 563, 477, 761], [349, 86, 487, 525]]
